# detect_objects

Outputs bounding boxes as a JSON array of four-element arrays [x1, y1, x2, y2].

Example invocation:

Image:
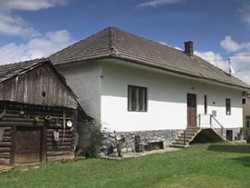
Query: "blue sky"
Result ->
[[0, 0, 250, 83]]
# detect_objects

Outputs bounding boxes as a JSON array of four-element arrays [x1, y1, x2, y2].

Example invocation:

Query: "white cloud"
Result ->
[[137, 0, 185, 8], [0, 13, 40, 38], [0, 30, 74, 65], [195, 51, 228, 71], [195, 47, 250, 85], [0, 0, 69, 38], [240, 1, 250, 28], [0, 0, 69, 11], [220, 36, 242, 52], [220, 36, 250, 55]]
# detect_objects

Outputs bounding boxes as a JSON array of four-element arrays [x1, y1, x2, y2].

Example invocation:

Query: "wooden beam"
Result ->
[[10, 126, 16, 165]]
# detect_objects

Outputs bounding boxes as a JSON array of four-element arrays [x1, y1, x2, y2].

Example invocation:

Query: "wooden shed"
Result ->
[[0, 58, 81, 165]]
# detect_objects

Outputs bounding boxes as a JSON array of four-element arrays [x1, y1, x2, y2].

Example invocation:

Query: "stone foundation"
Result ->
[[100, 129, 183, 155], [213, 127, 243, 141]]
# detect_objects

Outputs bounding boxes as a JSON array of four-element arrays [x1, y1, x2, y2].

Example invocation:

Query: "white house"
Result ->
[[50, 27, 250, 148]]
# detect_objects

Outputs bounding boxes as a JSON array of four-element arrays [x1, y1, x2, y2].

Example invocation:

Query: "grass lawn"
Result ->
[[0, 143, 250, 188]]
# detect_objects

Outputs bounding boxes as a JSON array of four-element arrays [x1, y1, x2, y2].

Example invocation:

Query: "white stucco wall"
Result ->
[[56, 62, 101, 120], [55, 59, 243, 132], [99, 59, 243, 132]]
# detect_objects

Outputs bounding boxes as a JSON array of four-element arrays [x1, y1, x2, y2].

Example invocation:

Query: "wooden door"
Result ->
[[187, 93, 197, 128], [15, 127, 41, 164]]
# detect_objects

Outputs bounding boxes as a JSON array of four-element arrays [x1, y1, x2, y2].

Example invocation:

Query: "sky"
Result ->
[[0, 0, 250, 84]]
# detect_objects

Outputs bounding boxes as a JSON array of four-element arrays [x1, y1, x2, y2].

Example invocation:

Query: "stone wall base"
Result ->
[[100, 129, 183, 155]]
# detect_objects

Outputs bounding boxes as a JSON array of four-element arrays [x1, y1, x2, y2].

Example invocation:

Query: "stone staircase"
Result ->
[[169, 127, 202, 148]]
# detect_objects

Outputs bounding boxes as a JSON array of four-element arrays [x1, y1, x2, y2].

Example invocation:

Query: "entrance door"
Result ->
[[15, 127, 42, 164], [187, 93, 197, 128]]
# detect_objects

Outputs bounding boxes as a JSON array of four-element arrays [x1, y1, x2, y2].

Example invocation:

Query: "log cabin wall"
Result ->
[[0, 102, 77, 165]]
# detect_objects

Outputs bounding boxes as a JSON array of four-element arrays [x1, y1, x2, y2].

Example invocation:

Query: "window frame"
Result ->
[[128, 85, 147, 112], [242, 98, 246, 105], [225, 98, 231, 115], [246, 116, 250, 128], [204, 95, 207, 114]]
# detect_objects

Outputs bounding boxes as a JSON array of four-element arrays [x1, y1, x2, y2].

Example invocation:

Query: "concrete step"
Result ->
[[174, 138, 192, 143], [183, 129, 201, 134], [170, 127, 201, 149], [177, 135, 195, 140], [169, 144, 189, 148], [171, 141, 189, 145]]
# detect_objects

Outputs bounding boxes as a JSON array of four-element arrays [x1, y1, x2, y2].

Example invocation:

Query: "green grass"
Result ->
[[1, 143, 250, 188]]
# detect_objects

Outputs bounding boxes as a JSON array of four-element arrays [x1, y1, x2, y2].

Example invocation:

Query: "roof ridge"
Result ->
[[108, 27, 118, 56], [0, 58, 47, 68], [0, 58, 49, 83]]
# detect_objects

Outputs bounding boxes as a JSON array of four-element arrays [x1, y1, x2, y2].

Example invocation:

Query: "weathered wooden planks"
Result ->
[[0, 64, 77, 109]]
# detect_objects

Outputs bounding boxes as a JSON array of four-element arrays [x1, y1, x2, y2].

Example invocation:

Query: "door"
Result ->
[[15, 127, 42, 164], [187, 93, 197, 128]]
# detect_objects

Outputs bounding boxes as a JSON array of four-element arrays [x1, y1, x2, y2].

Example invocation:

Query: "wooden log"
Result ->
[[0, 158, 10, 165], [2, 133, 11, 137], [46, 132, 72, 137], [46, 144, 72, 148], [0, 152, 10, 158], [47, 145, 73, 151], [0, 122, 44, 127], [46, 135, 73, 140], [1, 117, 45, 122], [1, 112, 73, 120], [46, 154, 75, 162], [0, 147, 11, 152], [0, 142, 11, 147], [46, 137, 72, 142], [0, 127, 12, 132], [47, 129, 72, 136], [47, 151, 74, 156], [46, 129, 72, 134], [46, 141, 72, 146], [0, 138, 11, 142]]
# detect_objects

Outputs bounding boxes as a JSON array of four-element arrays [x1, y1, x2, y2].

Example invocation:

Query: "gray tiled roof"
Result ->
[[0, 58, 46, 83], [49, 27, 250, 90]]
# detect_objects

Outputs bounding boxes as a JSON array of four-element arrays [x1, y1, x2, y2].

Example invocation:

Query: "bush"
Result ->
[[76, 120, 103, 158]]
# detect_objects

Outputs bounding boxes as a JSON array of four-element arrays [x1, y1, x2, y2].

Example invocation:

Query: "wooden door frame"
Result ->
[[187, 93, 197, 128], [13, 126, 45, 164]]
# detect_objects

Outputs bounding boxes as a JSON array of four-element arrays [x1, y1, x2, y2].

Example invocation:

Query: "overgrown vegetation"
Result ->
[[1, 143, 250, 188], [76, 120, 103, 158]]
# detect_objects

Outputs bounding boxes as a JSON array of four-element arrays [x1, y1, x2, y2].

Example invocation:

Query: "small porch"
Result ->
[[170, 114, 225, 148]]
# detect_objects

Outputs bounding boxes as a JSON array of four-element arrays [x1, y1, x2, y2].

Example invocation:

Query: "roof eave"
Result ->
[[105, 55, 250, 91], [53, 55, 250, 91]]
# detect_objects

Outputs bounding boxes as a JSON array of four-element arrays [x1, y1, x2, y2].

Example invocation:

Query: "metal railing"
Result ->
[[210, 115, 224, 138], [197, 114, 224, 138]]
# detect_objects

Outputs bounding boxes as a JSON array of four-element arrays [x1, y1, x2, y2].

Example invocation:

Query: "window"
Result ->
[[246, 117, 250, 128], [128, 85, 147, 112], [204, 95, 207, 114], [242, 98, 246, 104], [226, 98, 231, 115]]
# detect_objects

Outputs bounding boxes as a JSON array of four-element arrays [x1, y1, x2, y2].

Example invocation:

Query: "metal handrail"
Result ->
[[196, 113, 224, 138], [210, 115, 224, 137]]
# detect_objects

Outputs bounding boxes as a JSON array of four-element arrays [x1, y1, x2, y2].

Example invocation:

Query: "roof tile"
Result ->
[[49, 27, 250, 89]]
